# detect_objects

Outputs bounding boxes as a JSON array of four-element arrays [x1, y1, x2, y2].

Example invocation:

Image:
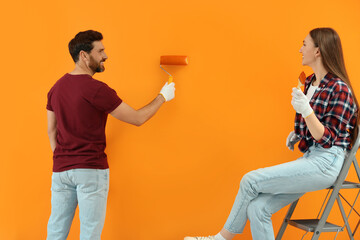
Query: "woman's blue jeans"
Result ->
[[47, 169, 109, 240], [223, 145, 346, 240]]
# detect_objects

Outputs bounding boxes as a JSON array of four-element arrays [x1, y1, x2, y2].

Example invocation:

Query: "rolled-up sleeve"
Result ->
[[317, 89, 355, 148]]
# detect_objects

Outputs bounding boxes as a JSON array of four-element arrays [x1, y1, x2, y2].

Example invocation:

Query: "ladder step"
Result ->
[[288, 219, 343, 232], [328, 181, 360, 189], [341, 181, 360, 189]]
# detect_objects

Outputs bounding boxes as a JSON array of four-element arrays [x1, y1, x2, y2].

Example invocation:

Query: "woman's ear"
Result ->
[[314, 47, 321, 58]]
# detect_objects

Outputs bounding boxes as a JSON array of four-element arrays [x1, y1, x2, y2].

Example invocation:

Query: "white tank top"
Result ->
[[306, 84, 318, 101]]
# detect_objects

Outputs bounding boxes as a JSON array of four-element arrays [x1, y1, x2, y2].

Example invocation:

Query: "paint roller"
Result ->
[[160, 56, 188, 83], [297, 71, 306, 89]]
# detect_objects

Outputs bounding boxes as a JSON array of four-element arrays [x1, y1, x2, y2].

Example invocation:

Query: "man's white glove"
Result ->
[[286, 131, 300, 151], [291, 87, 313, 118], [160, 82, 175, 102]]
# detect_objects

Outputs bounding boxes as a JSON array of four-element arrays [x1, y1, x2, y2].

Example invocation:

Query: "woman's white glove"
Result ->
[[160, 82, 175, 102], [291, 87, 313, 118], [286, 131, 300, 151]]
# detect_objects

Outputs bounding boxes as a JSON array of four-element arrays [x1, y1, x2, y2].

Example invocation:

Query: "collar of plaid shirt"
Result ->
[[294, 72, 357, 153]]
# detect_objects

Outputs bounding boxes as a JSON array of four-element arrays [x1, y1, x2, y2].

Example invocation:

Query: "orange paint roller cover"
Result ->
[[160, 55, 188, 83], [299, 71, 306, 84], [160, 56, 188, 65]]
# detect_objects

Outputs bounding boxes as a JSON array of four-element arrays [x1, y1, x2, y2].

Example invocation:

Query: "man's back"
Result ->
[[47, 73, 122, 172]]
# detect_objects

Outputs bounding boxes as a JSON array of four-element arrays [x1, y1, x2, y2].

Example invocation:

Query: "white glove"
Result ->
[[160, 82, 175, 102], [286, 131, 300, 151], [291, 87, 313, 118]]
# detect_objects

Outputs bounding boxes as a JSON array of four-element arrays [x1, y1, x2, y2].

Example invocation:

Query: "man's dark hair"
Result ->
[[68, 30, 103, 62]]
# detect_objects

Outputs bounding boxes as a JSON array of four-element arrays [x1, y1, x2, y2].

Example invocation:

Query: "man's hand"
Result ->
[[291, 87, 313, 118], [160, 82, 175, 102]]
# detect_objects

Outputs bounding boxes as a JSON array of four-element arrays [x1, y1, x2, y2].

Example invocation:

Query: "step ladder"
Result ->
[[276, 127, 360, 240]]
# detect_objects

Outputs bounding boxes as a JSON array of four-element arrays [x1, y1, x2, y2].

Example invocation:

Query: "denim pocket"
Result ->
[[313, 148, 339, 174], [76, 170, 99, 193], [51, 173, 65, 192]]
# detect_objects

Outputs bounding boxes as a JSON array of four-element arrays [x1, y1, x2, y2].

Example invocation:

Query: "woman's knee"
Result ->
[[240, 170, 258, 193]]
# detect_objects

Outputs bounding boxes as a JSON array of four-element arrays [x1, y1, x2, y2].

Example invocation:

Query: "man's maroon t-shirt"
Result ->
[[47, 73, 122, 172]]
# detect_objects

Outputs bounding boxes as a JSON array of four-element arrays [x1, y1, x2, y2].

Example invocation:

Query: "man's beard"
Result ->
[[89, 56, 105, 73]]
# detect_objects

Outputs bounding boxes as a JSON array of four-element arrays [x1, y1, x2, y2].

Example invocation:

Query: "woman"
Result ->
[[185, 28, 358, 240]]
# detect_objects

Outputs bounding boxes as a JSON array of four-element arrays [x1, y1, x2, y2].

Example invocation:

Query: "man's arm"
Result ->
[[110, 95, 165, 126], [110, 82, 175, 126], [47, 110, 57, 152]]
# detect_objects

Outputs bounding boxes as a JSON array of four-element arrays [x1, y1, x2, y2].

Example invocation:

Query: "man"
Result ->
[[46, 30, 175, 240]]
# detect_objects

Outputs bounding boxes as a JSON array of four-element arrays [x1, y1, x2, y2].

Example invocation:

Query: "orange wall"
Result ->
[[1, 0, 360, 239]]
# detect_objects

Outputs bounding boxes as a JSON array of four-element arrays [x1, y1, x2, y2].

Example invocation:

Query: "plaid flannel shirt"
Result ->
[[294, 72, 357, 153]]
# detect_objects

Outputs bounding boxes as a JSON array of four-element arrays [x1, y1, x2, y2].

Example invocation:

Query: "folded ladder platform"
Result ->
[[288, 219, 343, 232]]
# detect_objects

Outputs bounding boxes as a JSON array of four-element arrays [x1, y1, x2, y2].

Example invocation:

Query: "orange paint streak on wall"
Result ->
[[0, 0, 360, 239]]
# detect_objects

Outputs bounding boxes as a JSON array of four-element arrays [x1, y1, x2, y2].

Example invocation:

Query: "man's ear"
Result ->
[[79, 50, 89, 62]]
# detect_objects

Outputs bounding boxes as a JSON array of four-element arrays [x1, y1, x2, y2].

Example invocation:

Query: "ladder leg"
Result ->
[[353, 157, 360, 181], [337, 195, 355, 240], [275, 199, 299, 240], [353, 220, 360, 236], [311, 188, 343, 240]]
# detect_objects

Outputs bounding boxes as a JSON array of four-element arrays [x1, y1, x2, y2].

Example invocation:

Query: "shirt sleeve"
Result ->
[[91, 84, 123, 113], [46, 88, 54, 111], [317, 87, 354, 148]]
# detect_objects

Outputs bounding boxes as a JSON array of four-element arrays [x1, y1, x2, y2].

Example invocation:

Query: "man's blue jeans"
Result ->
[[224, 145, 346, 240], [47, 169, 109, 240]]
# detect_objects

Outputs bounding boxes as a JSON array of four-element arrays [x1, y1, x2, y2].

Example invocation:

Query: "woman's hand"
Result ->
[[291, 87, 313, 118], [286, 131, 300, 151]]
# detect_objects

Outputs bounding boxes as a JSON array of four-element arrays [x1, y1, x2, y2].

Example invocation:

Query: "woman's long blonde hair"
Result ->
[[310, 28, 359, 145]]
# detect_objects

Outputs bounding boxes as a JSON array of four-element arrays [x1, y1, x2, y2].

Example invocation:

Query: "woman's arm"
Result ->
[[291, 87, 325, 141], [303, 112, 325, 141]]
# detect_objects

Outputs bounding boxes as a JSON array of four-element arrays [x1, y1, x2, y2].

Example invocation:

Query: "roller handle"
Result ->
[[168, 76, 173, 84], [297, 80, 304, 89]]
